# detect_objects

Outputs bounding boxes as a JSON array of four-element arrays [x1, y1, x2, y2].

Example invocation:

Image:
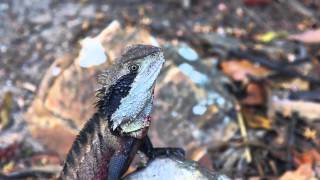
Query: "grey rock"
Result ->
[[124, 157, 230, 180], [29, 12, 52, 25], [177, 43, 199, 62], [198, 33, 241, 50]]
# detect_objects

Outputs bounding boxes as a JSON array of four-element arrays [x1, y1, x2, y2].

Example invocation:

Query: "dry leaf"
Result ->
[[243, 108, 272, 129], [294, 149, 320, 166], [280, 163, 315, 180], [303, 128, 317, 140], [255, 31, 287, 43], [220, 60, 270, 83], [242, 83, 265, 105], [190, 147, 207, 161], [269, 95, 320, 122], [289, 29, 320, 44], [279, 78, 309, 91]]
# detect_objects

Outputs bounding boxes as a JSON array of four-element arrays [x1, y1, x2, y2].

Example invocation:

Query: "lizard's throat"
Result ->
[[109, 66, 159, 133], [118, 84, 156, 138]]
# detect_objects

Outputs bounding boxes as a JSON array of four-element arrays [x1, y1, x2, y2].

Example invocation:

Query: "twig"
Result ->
[[286, 113, 298, 170], [236, 104, 252, 163]]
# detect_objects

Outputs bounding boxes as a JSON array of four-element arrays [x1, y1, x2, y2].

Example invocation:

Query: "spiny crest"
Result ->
[[63, 114, 100, 172], [120, 44, 161, 63], [95, 72, 138, 120]]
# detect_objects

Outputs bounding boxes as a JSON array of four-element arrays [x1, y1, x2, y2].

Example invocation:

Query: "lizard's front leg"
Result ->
[[108, 138, 140, 180], [140, 136, 185, 159]]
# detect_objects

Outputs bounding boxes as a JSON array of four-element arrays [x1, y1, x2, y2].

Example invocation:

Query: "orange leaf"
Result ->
[[242, 83, 265, 105], [280, 164, 314, 180], [294, 149, 320, 165], [220, 60, 270, 83], [289, 29, 320, 44]]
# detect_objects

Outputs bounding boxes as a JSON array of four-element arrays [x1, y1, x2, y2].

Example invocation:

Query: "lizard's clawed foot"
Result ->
[[151, 148, 185, 159]]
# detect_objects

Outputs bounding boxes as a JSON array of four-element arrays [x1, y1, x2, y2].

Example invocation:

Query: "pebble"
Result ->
[[78, 38, 107, 68], [51, 66, 61, 76], [178, 43, 199, 62], [178, 63, 208, 85], [192, 103, 207, 115]]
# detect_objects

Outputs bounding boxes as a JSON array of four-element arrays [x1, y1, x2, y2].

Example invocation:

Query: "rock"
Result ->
[[150, 56, 236, 164], [197, 33, 241, 57], [29, 12, 52, 25], [78, 37, 107, 68], [24, 20, 161, 157], [177, 43, 199, 62], [124, 157, 230, 180]]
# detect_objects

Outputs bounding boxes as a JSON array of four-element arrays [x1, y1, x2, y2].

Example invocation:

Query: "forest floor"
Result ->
[[0, 0, 320, 179]]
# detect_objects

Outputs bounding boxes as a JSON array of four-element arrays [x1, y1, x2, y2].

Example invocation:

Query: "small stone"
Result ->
[[178, 63, 208, 85], [78, 38, 107, 68], [51, 66, 61, 76], [29, 12, 52, 25], [192, 104, 207, 115], [178, 43, 199, 62], [124, 157, 230, 180]]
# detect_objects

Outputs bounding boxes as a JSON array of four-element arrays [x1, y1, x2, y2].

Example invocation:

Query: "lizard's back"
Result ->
[[60, 113, 141, 180]]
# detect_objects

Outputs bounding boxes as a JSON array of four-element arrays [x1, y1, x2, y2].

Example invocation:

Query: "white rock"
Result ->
[[78, 38, 107, 68], [178, 43, 199, 61], [178, 63, 208, 85]]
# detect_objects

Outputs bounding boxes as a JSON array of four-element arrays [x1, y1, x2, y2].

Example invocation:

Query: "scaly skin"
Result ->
[[59, 45, 184, 180]]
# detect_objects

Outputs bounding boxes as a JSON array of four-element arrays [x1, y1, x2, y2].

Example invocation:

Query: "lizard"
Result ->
[[59, 44, 185, 180]]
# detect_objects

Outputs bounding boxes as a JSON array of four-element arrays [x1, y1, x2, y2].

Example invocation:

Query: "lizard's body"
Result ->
[[60, 45, 184, 180], [61, 112, 142, 179]]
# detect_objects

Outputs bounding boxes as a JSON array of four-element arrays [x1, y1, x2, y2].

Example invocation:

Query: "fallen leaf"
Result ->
[[190, 147, 207, 161], [289, 29, 320, 44], [242, 83, 265, 105], [2, 161, 15, 174], [220, 60, 270, 83], [303, 128, 317, 140], [294, 149, 320, 165], [268, 97, 320, 122], [279, 78, 309, 91], [280, 163, 314, 180], [242, 108, 272, 129], [255, 31, 287, 43]]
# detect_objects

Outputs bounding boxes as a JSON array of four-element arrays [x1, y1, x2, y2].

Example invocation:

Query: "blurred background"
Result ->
[[0, 0, 320, 179]]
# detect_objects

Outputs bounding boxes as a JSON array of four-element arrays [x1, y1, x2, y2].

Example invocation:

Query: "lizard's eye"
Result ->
[[128, 64, 139, 72]]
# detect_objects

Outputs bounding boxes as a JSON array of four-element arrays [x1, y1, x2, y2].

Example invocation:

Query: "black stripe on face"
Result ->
[[96, 71, 138, 118]]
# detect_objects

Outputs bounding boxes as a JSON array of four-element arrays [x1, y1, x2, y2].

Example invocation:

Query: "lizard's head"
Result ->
[[96, 44, 165, 138]]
